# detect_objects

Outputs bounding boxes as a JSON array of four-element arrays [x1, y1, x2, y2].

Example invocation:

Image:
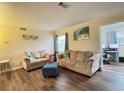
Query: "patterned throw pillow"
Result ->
[[22, 51, 28, 58], [33, 51, 41, 59], [83, 52, 93, 62], [70, 51, 76, 59], [63, 51, 70, 59], [39, 50, 46, 58], [83, 53, 89, 62], [27, 52, 36, 61]]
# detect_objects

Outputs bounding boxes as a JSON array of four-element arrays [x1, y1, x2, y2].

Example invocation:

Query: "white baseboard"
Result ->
[[0, 66, 23, 74]]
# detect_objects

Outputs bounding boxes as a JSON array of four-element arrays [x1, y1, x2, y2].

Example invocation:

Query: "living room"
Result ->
[[0, 1, 124, 92]]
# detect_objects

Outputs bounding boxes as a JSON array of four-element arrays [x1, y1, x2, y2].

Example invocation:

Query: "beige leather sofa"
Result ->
[[58, 50, 102, 77], [21, 51, 49, 71]]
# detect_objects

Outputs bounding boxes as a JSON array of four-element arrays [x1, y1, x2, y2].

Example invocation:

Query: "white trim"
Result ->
[[0, 66, 23, 74]]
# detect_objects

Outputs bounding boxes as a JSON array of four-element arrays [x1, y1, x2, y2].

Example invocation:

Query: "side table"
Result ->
[[0, 60, 10, 73]]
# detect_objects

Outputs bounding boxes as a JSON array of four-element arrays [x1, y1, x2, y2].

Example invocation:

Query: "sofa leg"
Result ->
[[44, 75, 48, 78], [98, 67, 103, 71]]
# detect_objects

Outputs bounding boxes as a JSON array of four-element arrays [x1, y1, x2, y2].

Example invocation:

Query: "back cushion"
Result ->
[[70, 51, 77, 60], [76, 51, 85, 61], [27, 52, 36, 61], [33, 51, 41, 58], [85, 51, 93, 58], [21, 51, 28, 58], [39, 50, 46, 58]]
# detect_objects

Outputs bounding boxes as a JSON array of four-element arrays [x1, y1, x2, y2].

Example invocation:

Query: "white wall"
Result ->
[[55, 13, 124, 53], [0, 25, 54, 68]]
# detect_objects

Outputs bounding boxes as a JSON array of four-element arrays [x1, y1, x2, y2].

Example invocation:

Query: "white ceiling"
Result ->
[[0, 2, 124, 31], [101, 22, 124, 32]]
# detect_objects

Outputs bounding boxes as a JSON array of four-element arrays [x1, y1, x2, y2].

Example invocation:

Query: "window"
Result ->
[[57, 35, 65, 52], [117, 32, 124, 45]]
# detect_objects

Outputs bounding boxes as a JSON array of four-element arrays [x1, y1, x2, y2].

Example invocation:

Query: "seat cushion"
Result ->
[[58, 59, 66, 66], [66, 59, 76, 65], [75, 60, 85, 66], [75, 60, 87, 70], [58, 59, 66, 63], [30, 58, 48, 64]]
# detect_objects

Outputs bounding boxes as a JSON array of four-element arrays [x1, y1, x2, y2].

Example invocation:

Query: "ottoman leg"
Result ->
[[43, 75, 48, 78]]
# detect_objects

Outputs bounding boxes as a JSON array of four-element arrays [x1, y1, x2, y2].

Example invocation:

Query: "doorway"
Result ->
[[100, 22, 124, 64]]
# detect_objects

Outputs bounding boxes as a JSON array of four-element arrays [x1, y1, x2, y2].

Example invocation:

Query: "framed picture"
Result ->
[[73, 26, 89, 41]]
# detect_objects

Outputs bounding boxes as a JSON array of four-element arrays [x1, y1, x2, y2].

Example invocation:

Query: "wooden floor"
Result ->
[[0, 63, 124, 91]]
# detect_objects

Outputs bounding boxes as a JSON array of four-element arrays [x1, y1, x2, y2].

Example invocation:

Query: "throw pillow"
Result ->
[[70, 51, 76, 59], [21, 51, 28, 58], [27, 52, 36, 61], [33, 51, 41, 58], [39, 50, 46, 58], [63, 51, 70, 59], [58, 54, 64, 59], [83, 53, 89, 62]]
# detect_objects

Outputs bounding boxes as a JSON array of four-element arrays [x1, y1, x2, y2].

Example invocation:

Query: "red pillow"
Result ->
[[48, 57, 51, 64]]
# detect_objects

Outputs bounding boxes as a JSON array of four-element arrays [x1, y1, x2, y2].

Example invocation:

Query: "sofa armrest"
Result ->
[[22, 57, 31, 71], [86, 53, 101, 76], [24, 57, 30, 64], [90, 53, 100, 60]]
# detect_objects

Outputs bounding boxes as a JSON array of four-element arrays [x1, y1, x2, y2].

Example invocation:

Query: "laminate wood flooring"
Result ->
[[0, 63, 124, 91]]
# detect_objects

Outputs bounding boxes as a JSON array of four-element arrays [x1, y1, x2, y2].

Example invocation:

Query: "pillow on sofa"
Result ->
[[39, 50, 46, 58], [63, 51, 70, 59], [83, 53, 89, 62], [76, 51, 84, 61], [27, 52, 36, 61], [83, 51, 94, 62], [33, 51, 41, 58], [85, 51, 94, 58], [70, 50, 77, 60], [21, 51, 28, 58]]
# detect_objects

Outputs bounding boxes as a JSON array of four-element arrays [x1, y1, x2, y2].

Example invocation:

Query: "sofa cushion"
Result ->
[[63, 51, 70, 59], [33, 51, 41, 58], [83, 51, 94, 62], [76, 51, 94, 62], [59, 59, 66, 63], [75, 60, 87, 68], [27, 52, 36, 61], [75, 60, 84, 66], [85, 51, 93, 58], [30, 58, 48, 64], [76, 51, 85, 61], [66, 59, 76, 65], [70, 51, 77, 60], [39, 50, 46, 58], [58, 59, 66, 66], [21, 51, 28, 58]]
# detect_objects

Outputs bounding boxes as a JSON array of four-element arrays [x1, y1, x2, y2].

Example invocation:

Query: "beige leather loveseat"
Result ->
[[21, 51, 49, 71], [58, 50, 102, 77]]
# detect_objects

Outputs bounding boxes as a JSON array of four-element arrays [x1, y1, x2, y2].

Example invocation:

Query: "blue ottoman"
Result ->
[[42, 62, 59, 78]]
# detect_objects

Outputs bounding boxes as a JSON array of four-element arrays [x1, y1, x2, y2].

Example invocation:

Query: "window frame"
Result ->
[[57, 35, 65, 53], [117, 32, 124, 46]]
